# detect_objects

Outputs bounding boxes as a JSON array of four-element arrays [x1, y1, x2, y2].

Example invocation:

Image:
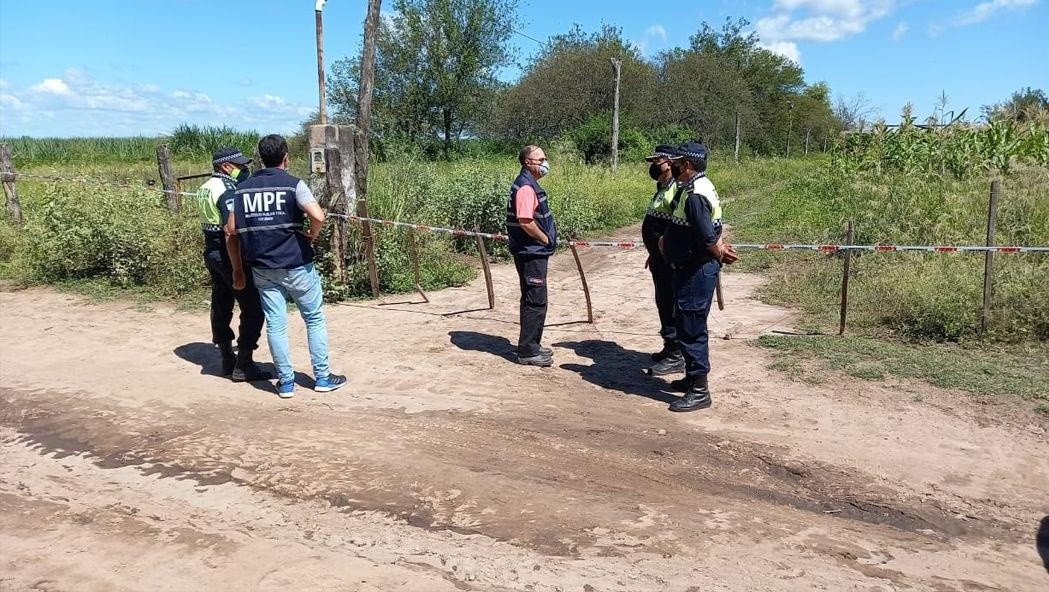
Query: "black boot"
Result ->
[[232, 347, 273, 382], [669, 375, 712, 413], [650, 343, 676, 362], [218, 341, 236, 377], [644, 351, 684, 376]]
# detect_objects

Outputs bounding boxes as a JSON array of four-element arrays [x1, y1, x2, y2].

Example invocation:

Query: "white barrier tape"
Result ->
[[333, 214, 1049, 254]]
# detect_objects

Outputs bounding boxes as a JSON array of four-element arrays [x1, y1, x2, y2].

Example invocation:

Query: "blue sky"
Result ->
[[1, 0, 1046, 137]]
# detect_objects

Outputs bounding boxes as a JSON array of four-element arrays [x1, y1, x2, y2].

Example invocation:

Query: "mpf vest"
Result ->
[[230, 168, 314, 270], [506, 168, 557, 257]]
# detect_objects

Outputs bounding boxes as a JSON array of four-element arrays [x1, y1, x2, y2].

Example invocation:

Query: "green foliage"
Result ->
[[330, 0, 518, 158], [729, 159, 1049, 342], [168, 124, 259, 160], [832, 116, 1049, 178], [2, 136, 160, 165], [16, 184, 206, 296], [567, 112, 649, 164], [758, 335, 1049, 408]]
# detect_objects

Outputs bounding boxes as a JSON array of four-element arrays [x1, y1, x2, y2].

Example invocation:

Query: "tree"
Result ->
[[329, 0, 517, 157], [983, 87, 1049, 124], [484, 25, 660, 142], [834, 92, 876, 132]]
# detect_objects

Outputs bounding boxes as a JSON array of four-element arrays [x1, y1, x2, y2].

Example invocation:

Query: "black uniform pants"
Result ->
[[672, 259, 720, 378], [644, 240, 677, 349], [203, 249, 264, 351], [513, 254, 549, 357]]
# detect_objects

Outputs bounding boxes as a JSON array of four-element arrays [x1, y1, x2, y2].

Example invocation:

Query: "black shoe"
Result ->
[[668, 377, 690, 392], [644, 354, 684, 376], [218, 341, 236, 377], [517, 346, 553, 357], [669, 390, 712, 412], [669, 375, 712, 412], [516, 354, 553, 367], [650, 344, 677, 362], [231, 348, 274, 382]]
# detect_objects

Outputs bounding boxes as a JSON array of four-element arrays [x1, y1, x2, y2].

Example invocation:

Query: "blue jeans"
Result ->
[[252, 263, 331, 384]]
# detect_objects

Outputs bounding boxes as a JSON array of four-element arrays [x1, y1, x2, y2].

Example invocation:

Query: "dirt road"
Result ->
[[2, 240, 1047, 591]]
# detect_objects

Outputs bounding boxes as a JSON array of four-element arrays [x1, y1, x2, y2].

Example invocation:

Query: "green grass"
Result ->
[[757, 334, 1049, 410]]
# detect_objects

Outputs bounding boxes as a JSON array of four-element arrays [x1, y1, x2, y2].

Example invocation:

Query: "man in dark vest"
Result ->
[[225, 134, 347, 399], [660, 141, 738, 412], [641, 145, 684, 377], [506, 145, 558, 367], [195, 148, 270, 381]]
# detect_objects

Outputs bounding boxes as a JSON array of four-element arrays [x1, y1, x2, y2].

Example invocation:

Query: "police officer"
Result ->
[[660, 141, 738, 412], [226, 135, 346, 399], [507, 144, 558, 367], [642, 145, 684, 376], [195, 148, 270, 381]]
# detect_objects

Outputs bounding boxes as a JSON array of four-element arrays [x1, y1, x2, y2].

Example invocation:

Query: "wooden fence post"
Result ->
[[839, 220, 855, 336], [981, 180, 1001, 332], [476, 234, 495, 310], [0, 143, 24, 226], [323, 147, 349, 284], [155, 144, 177, 211], [569, 244, 594, 324], [408, 229, 429, 303]]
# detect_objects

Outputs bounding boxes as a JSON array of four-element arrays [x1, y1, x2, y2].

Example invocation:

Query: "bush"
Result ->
[[19, 184, 207, 295]]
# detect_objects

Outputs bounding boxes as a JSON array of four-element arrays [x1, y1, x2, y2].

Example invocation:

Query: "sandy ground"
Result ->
[[1, 236, 1048, 592]]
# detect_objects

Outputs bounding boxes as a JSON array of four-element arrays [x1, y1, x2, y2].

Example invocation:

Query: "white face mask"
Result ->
[[537, 159, 551, 178]]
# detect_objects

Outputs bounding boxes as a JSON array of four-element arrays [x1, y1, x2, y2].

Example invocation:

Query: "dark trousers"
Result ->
[[644, 241, 677, 348], [203, 249, 264, 351], [673, 259, 720, 378], [513, 254, 549, 357]]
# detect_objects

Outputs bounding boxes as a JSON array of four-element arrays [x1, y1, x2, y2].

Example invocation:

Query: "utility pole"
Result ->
[[733, 112, 741, 163], [356, 0, 383, 297], [315, 0, 328, 124], [786, 100, 795, 157], [610, 57, 622, 172]]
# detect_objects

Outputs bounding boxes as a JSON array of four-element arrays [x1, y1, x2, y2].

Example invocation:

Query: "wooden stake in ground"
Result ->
[[839, 220, 855, 336], [981, 180, 1001, 332], [610, 58, 622, 173], [569, 244, 594, 324], [0, 143, 23, 226], [476, 235, 495, 310], [155, 144, 177, 211]]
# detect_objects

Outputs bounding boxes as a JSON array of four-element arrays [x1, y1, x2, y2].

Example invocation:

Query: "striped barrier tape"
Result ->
[[332, 214, 1049, 254]]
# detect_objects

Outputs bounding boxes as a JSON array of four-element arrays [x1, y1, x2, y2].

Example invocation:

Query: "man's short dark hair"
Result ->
[[258, 134, 289, 168], [518, 144, 540, 165]]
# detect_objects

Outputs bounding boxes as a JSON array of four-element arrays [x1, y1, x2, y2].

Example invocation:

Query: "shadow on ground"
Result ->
[[447, 331, 516, 362], [173, 342, 311, 394], [554, 339, 678, 404]]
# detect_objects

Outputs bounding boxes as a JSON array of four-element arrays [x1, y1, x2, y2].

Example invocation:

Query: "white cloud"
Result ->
[[31, 78, 71, 95], [1, 69, 313, 136], [0, 79, 9, 90], [756, 0, 898, 60], [954, 0, 1036, 26], [645, 25, 668, 42], [759, 40, 802, 64], [892, 22, 908, 41]]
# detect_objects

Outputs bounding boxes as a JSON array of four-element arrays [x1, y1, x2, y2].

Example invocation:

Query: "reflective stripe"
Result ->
[[202, 223, 223, 233], [236, 222, 303, 234]]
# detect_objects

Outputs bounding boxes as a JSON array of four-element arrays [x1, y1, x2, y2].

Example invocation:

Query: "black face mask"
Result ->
[[670, 162, 684, 179], [648, 163, 663, 180]]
